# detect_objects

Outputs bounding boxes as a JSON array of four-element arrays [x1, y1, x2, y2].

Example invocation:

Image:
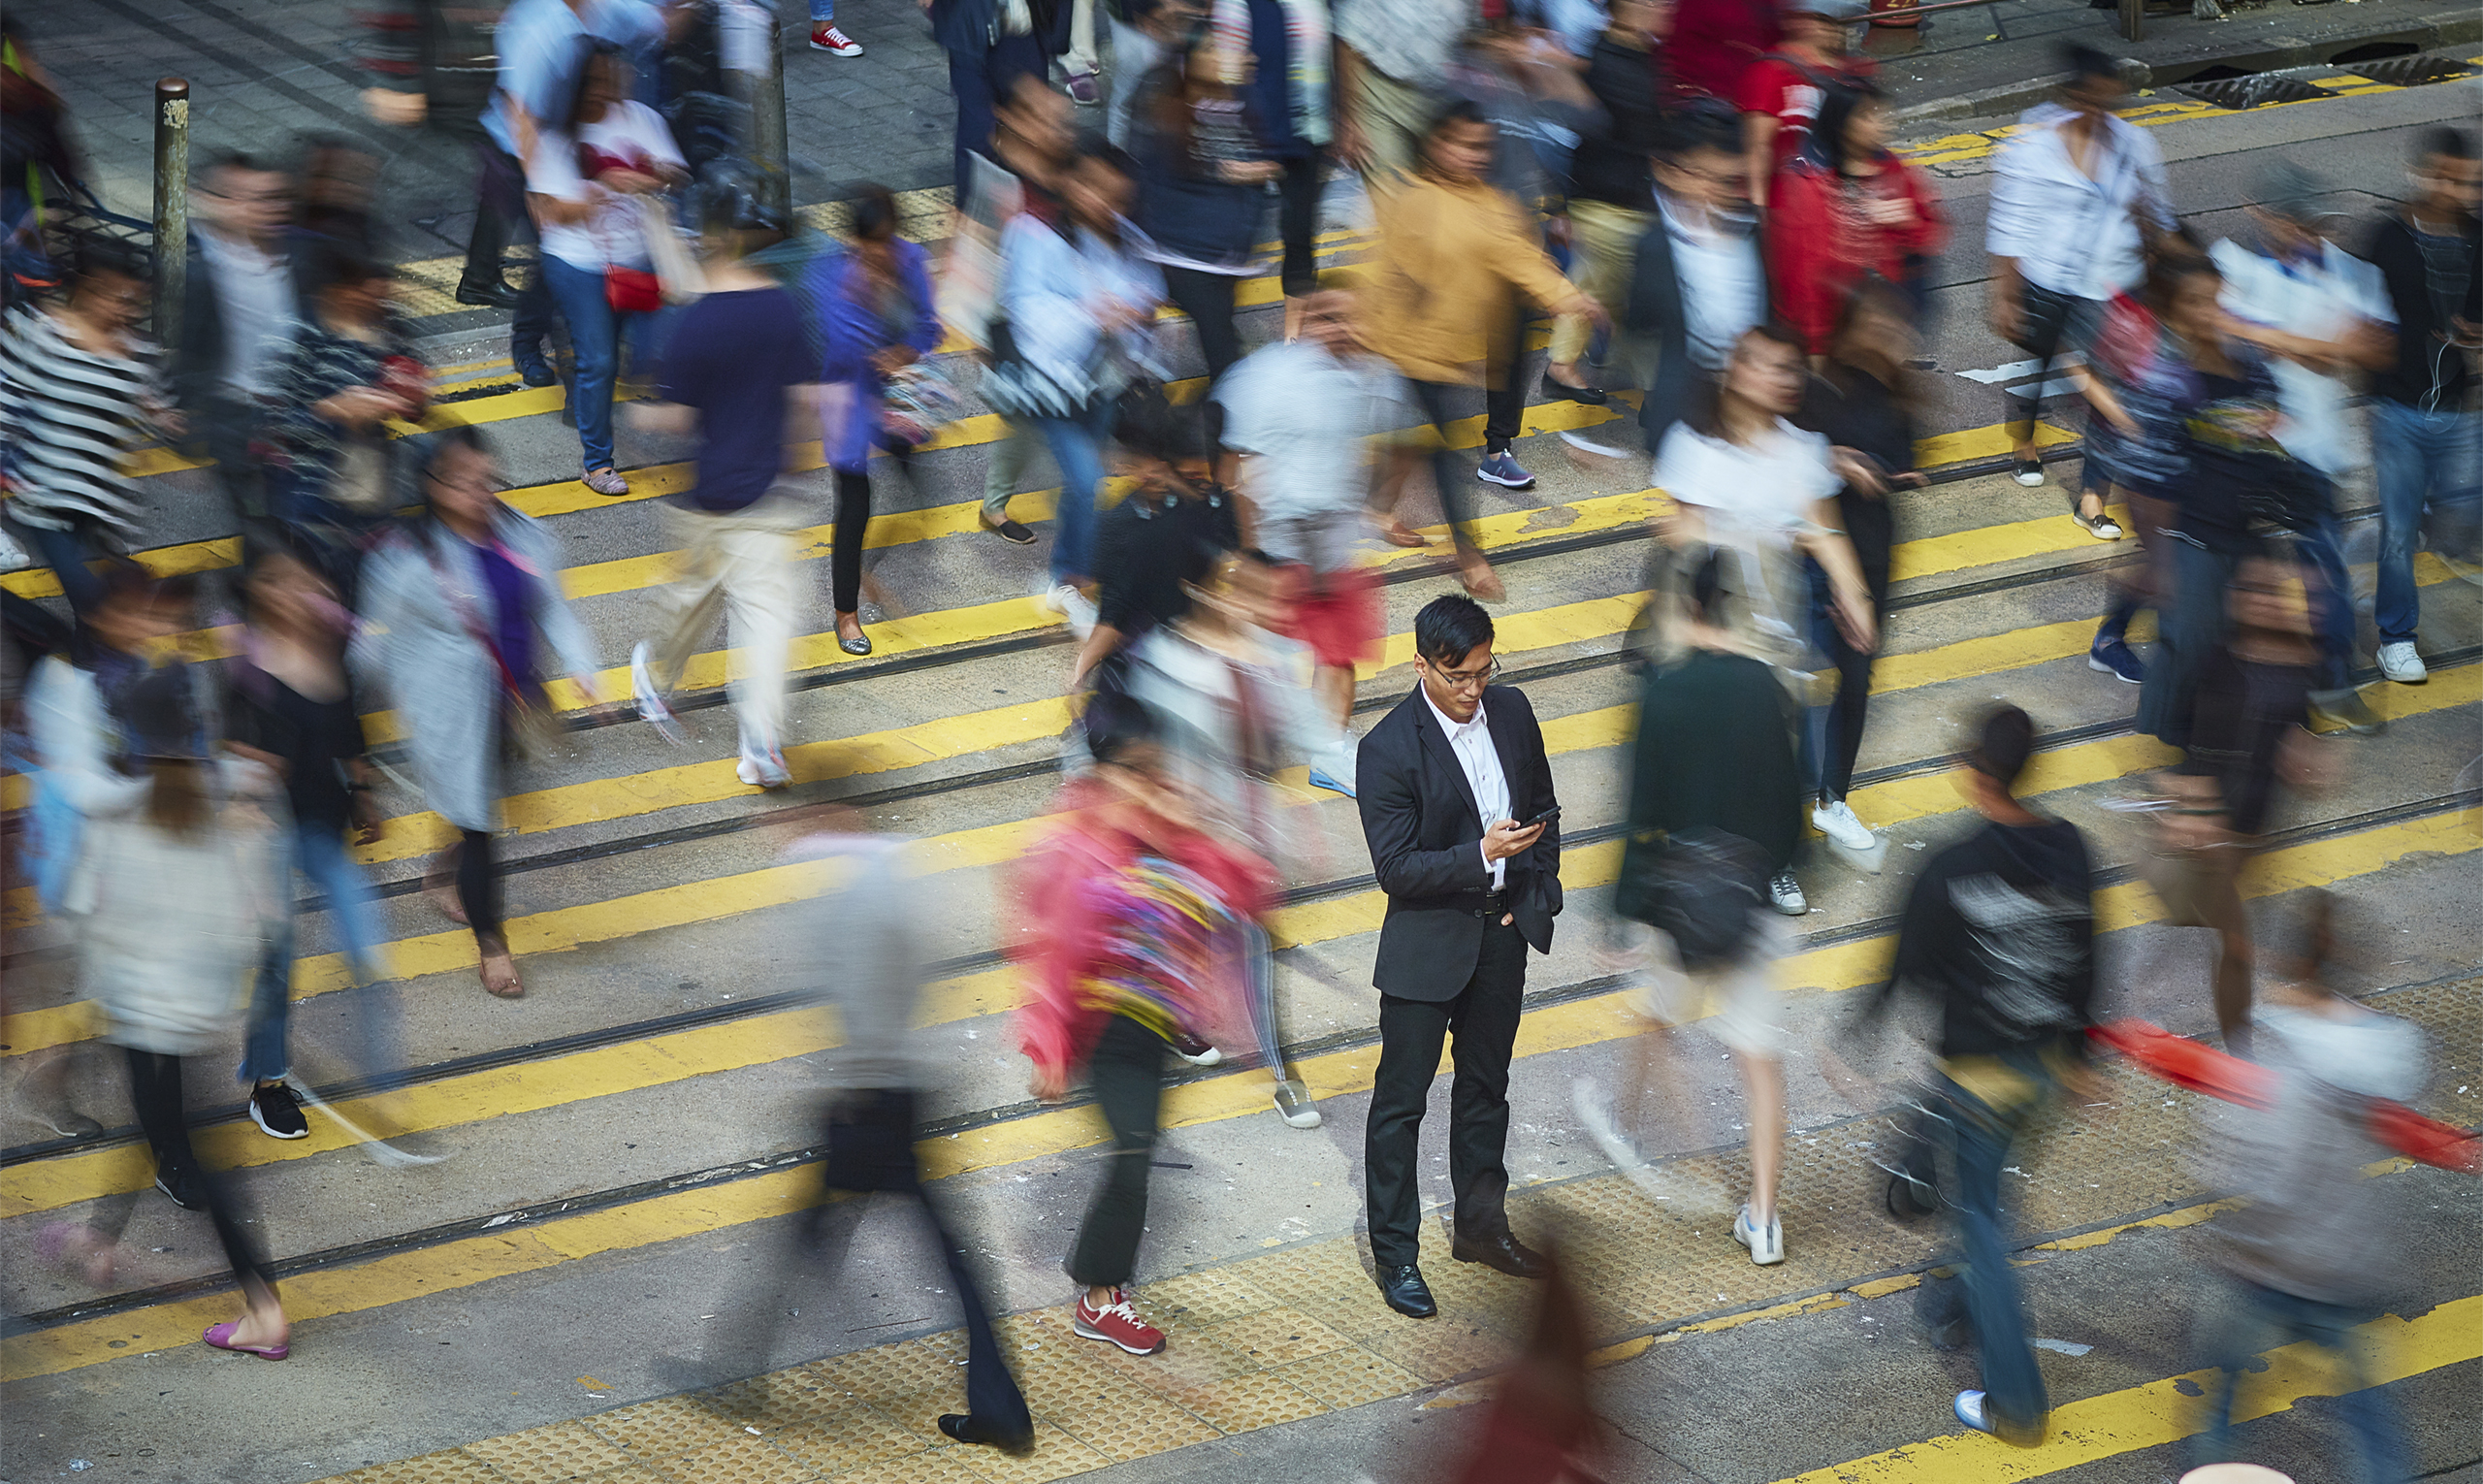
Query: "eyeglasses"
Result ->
[[1425, 656, 1501, 692]]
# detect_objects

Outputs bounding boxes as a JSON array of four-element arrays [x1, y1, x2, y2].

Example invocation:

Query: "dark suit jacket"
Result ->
[[171, 234, 313, 421], [1355, 684, 1562, 1001], [1622, 200, 1770, 456]]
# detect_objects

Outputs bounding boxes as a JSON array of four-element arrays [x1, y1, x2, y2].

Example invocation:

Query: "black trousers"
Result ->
[[2004, 281, 2080, 452], [832, 468, 872, 614], [451, 827, 503, 941], [1067, 1014, 1166, 1289], [1161, 265, 1242, 455], [462, 140, 559, 364], [1364, 920, 1528, 1270], [120, 1048, 276, 1293], [1275, 153, 1325, 300], [1409, 378, 1483, 555], [1819, 489, 1893, 803], [1484, 301, 1530, 456]]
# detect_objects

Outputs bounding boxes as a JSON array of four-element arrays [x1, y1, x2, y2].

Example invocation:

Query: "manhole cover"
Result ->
[[2175, 74, 2338, 109], [2342, 54, 2477, 87]]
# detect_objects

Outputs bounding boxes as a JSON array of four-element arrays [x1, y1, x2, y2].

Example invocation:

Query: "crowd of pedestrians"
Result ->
[[0, 0, 2474, 1475]]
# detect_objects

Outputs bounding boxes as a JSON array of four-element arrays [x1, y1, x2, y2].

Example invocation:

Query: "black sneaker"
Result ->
[[982, 515, 1037, 545], [154, 1163, 203, 1210], [516, 358, 559, 389], [249, 1081, 309, 1140], [1169, 1033, 1223, 1067], [2012, 459, 2045, 488]]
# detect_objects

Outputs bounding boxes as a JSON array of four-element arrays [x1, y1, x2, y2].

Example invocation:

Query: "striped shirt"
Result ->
[[0, 306, 164, 537]]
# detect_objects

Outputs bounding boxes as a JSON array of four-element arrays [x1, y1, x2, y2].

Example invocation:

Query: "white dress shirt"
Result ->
[[1983, 102, 2173, 302], [1423, 689, 1511, 890]]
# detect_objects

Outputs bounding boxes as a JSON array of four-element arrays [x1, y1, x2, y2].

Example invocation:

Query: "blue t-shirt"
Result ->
[[658, 286, 820, 513]]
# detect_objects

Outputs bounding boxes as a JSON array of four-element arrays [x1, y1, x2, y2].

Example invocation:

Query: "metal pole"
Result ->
[[751, 6, 790, 225], [2117, 0, 2144, 45], [151, 77, 190, 353]]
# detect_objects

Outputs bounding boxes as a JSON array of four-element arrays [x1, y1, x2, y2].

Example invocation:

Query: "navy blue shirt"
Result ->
[[659, 286, 819, 513]]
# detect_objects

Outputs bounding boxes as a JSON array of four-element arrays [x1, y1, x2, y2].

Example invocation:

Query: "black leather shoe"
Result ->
[[454, 277, 521, 310], [1451, 1229, 1550, 1279], [938, 1413, 1035, 1456], [1375, 1264, 1436, 1318]]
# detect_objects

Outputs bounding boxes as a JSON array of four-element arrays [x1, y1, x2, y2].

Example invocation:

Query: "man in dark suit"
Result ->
[[1355, 594, 1563, 1318], [1623, 100, 1769, 455]]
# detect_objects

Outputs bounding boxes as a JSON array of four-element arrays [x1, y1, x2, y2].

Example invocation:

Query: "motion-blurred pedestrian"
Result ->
[[630, 178, 813, 787], [1844, 703, 2099, 1448], [1206, 0, 1332, 334], [358, 0, 510, 136], [930, 0, 1054, 189], [1984, 44, 2172, 501], [1214, 284, 1402, 729], [1734, 0, 1870, 201], [987, 142, 1168, 634], [271, 247, 426, 604], [1541, 0, 1670, 407], [2355, 125, 2480, 689], [1581, 548, 1799, 1263], [963, 77, 1076, 548], [1765, 81, 1943, 357], [1643, 321, 1879, 909], [1366, 101, 1599, 600], [1621, 100, 1763, 455], [1067, 385, 1238, 686], [0, 239, 175, 617], [360, 428, 604, 999], [174, 152, 306, 549], [1666, 0, 1775, 102], [2210, 160, 2395, 736], [223, 547, 394, 1145], [1357, 594, 1564, 1318], [2187, 890, 2421, 1484], [1332, 0, 1472, 180], [525, 43, 687, 497], [1018, 691, 1274, 1357], [809, 183, 942, 661], [2, 16, 83, 306]]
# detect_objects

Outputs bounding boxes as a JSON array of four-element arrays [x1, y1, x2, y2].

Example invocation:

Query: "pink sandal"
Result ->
[[203, 1321, 289, 1360]]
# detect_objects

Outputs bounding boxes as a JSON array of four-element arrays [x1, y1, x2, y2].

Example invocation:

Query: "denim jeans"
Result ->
[[2293, 493, 2358, 694], [1105, 17, 1159, 149], [241, 820, 394, 1085], [11, 517, 108, 616], [1035, 401, 1113, 586], [1916, 1052, 2056, 1436], [2138, 538, 2238, 749], [2192, 1276, 2408, 1484], [2369, 398, 2479, 644], [540, 254, 637, 472]]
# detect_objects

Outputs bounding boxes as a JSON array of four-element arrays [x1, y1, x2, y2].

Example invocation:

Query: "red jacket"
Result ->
[[1765, 152, 1947, 356]]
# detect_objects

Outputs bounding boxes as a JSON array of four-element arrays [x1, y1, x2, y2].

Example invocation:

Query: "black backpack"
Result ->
[[1613, 825, 1769, 974]]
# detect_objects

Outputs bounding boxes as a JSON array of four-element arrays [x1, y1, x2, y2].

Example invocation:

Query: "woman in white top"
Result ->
[[525, 44, 686, 497], [1648, 322, 1883, 912]]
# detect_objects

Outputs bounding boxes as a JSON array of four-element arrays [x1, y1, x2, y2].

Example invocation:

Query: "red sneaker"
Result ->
[[809, 22, 862, 55], [1073, 1287, 1165, 1355]]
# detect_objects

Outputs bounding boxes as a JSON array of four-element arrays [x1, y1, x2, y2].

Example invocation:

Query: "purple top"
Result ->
[[468, 535, 538, 690]]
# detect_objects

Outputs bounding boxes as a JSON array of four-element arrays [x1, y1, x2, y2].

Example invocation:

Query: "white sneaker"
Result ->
[[735, 748, 790, 790], [1768, 870, 1807, 916], [630, 641, 685, 745], [1811, 798, 1876, 852], [1045, 583, 1098, 640], [1953, 1389, 1994, 1435], [2376, 640, 2428, 685], [1732, 1203, 1785, 1265], [1571, 1076, 1644, 1173]]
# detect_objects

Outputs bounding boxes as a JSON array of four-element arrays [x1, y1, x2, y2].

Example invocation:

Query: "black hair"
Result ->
[[1967, 703, 2036, 791], [2060, 42, 2118, 87], [69, 235, 147, 286], [1425, 98, 1491, 140], [1689, 321, 1806, 436], [849, 182, 900, 242], [2140, 242, 2219, 316], [1112, 381, 1203, 467], [566, 41, 629, 130], [124, 661, 205, 760], [1077, 138, 1139, 179], [1658, 99, 1742, 161], [308, 242, 391, 292], [695, 166, 786, 239], [1082, 686, 1162, 769], [2413, 126, 2479, 166], [1810, 79, 1885, 170], [1413, 594, 1494, 668]]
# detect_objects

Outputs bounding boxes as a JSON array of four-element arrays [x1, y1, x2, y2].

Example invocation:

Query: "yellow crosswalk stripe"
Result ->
[[6, 785, 2470, 1217], [1769, 1294, 2483, 1483]]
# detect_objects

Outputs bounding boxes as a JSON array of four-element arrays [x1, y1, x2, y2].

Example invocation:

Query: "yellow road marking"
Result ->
[[1769, 1294, 2483, 1483], [9, 799, 2470, 1216]]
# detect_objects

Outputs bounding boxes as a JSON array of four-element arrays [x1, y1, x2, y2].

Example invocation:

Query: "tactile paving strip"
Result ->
[[312, 978, 2479, 1484]]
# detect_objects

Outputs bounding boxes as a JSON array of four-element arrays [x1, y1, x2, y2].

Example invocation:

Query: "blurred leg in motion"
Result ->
[[1275, 154, 1324, 336], [1067, 1015, 1165, 1294], [1920, 1066, 2049, 1443], [123, 1048, 289, 1350], [981, 418, 1040, 536], [1406, 379, 1500, 598], [2193, 1277, 2407, 1484], [832, 468, 874, 648]]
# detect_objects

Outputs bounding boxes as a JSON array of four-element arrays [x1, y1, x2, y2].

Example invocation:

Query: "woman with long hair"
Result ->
[[358, 427, 602, 997], [1017, 692, 1272, 1357], [524, 43, 686, 497], [1764, 81, 1945, 360], [811, 182, 943, 658]]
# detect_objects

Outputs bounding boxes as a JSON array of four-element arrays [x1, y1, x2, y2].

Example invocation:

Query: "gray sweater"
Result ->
[[796, 834, 924, 1091]]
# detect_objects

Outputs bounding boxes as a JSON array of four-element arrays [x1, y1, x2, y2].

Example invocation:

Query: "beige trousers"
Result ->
[[1548, 199, 1653, 368], [643, 491, 806, 758]]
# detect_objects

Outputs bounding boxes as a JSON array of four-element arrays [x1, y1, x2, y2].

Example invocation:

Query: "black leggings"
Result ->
[[1819, 494, 1894, 803], [1067, 1014, 1167, 1290], [1276, 153, 1325, 300], [1161, 265, 1242, 454], [833, 468, 872, 614], [453, 828, 502, 942], [120, 1048, 277, 1295], [2005, 281, 2080, 452]]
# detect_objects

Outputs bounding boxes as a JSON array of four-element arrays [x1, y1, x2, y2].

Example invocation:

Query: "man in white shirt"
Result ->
[[173, 152, 307, 550], [1354, 595, 1564, 1319], [2211, 160, 2398, 736], [1622, 101, 1766, 456]]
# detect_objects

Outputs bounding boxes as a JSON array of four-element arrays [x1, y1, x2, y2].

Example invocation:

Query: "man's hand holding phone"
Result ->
[[1483, 806, 1558, 863]]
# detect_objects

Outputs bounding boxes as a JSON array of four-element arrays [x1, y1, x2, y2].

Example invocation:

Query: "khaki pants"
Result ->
[[1548, 200, 1651, 368], [1350, 65, 1436, 183], [644, 492, 805, 758]]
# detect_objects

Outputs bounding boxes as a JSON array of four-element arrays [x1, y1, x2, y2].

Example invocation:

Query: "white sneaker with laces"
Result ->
[[1768, 870, 1807, 916], [2376, 640, 2427, 684], [1045, 583, 1098, 639], [1811, 798, 1876, 851], [1732, 1203, 1785, 1265], [630, 641, 685, 745], [736, 748, 790, 790]]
